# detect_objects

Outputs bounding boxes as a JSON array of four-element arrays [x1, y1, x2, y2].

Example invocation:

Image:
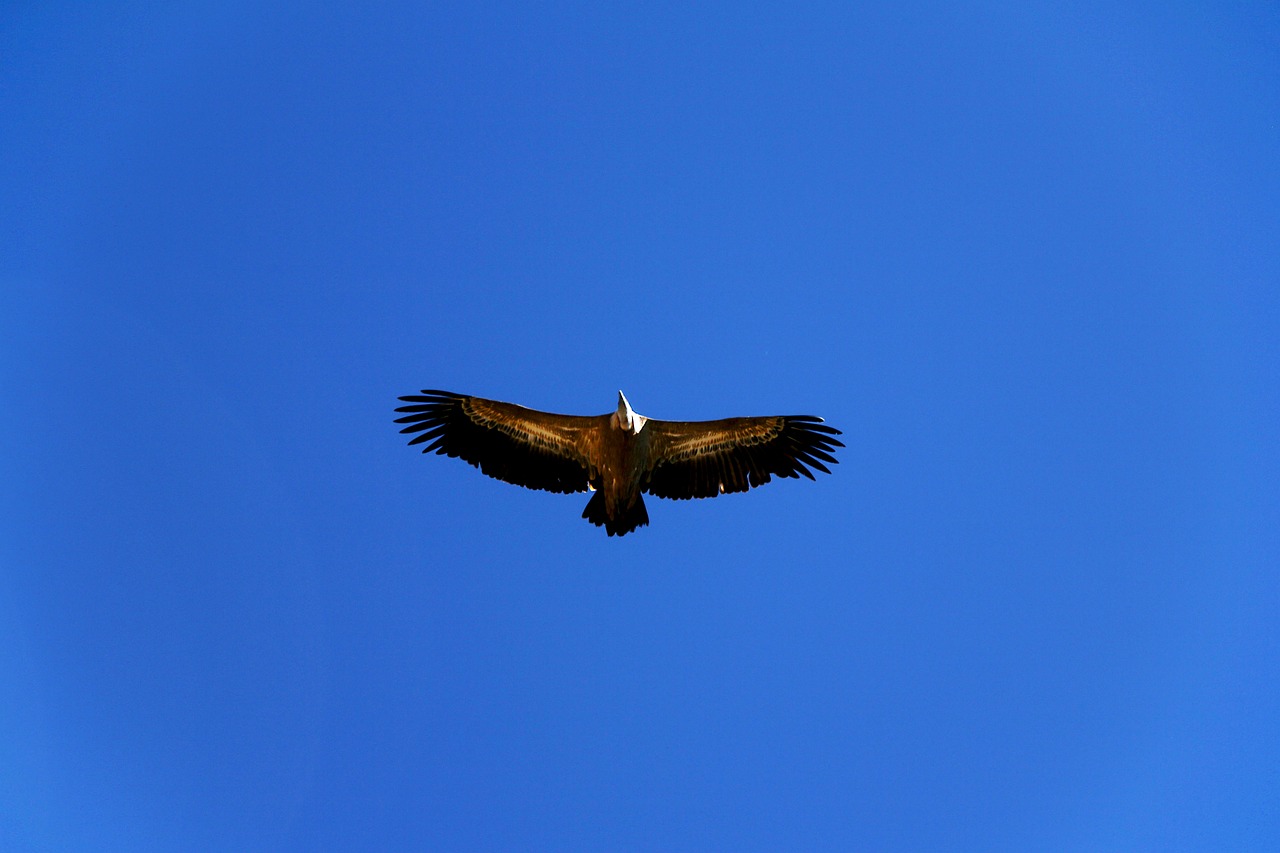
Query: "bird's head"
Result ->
[[613, 390, 647, 434]]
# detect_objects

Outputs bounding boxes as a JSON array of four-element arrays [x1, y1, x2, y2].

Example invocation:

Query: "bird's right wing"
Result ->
[[644, 414, 843, 500], [394, 390, 598, 493]]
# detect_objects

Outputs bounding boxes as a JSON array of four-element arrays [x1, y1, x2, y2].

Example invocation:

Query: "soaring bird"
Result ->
[[394, 390, 843, 536]]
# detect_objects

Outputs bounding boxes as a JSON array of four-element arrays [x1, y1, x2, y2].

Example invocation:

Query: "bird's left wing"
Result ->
[[394, 390, 598, 494], [644, 414, 843, 500]]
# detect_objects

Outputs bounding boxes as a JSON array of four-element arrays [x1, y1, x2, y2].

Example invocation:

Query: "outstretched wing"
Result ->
[[394, 390, 597, 494], [644, 415, 843, 500]]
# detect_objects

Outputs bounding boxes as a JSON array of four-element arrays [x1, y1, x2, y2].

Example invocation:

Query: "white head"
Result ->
[[613, 390, 647, 434]]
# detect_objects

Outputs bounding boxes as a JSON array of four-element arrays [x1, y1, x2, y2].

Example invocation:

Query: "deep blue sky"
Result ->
[[3, 2, 1278, 850]]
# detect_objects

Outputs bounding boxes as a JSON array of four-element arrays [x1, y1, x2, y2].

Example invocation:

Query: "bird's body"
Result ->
[[394, 390, 843, 536]]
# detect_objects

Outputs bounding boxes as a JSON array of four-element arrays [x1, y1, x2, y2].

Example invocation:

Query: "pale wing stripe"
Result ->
[[661, 423, 783, 460]]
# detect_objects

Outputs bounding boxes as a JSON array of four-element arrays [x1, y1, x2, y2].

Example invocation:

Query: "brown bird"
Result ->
[[394, 390, 843, 536]]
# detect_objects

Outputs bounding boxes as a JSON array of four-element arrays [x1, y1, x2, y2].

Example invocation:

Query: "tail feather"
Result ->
[[581, 492, 649, 537]]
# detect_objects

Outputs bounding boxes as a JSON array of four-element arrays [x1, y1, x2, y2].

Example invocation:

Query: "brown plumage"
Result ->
[[394, 390, 843, 536]]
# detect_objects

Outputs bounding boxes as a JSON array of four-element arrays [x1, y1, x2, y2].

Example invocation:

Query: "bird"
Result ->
[[394, 390, 843, 536]]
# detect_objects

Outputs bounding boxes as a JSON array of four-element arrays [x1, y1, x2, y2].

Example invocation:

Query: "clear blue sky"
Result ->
[[3, 2, 1278, 850]]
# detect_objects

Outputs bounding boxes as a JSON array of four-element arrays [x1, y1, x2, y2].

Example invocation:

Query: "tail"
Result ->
[[581, 491, 649, 537]]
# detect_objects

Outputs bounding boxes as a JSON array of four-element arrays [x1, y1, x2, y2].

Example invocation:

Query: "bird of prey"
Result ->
[[394, 390, 843, 536]]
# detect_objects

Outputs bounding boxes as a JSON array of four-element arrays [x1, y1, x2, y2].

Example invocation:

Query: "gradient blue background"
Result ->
[[3, 3, 1278, 850]]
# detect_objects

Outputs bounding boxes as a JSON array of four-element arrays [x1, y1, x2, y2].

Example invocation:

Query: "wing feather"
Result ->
[[394, 390, 595, 494], [644, 414, 843, 500]]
